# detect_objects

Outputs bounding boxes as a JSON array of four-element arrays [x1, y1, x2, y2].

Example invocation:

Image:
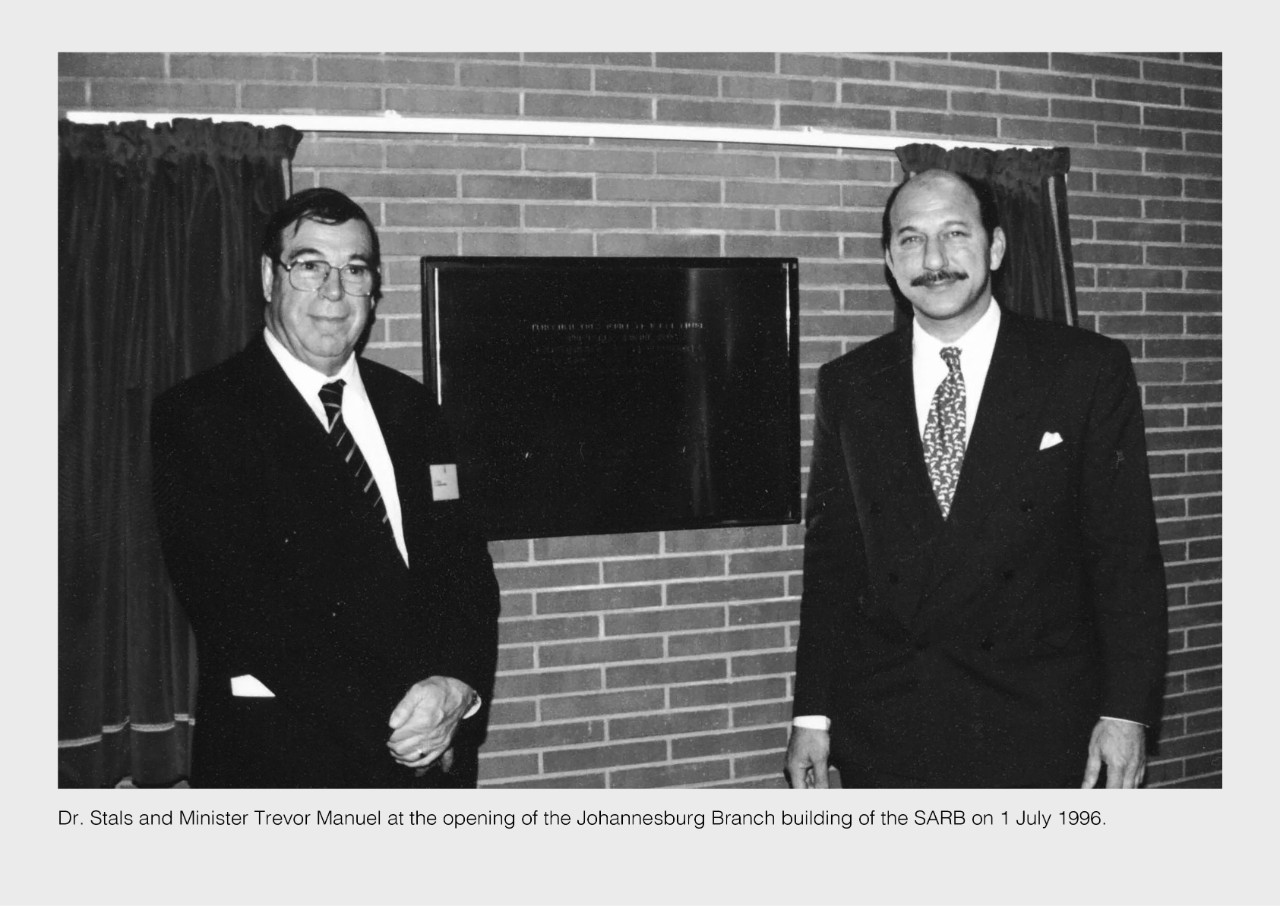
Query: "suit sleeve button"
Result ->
[[1020, 499, 1035, 512], [980, 637, 994, 650], [887, 572, 899, 584], [1002, 569, 1015, 581]]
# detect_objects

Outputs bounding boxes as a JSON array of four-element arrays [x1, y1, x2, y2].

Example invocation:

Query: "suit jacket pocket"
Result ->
[[1000, 439, 1078, 513]]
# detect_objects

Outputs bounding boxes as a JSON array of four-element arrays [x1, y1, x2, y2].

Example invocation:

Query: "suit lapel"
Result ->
[[868, 327, 944, 539], [240, 338, 408, 564], [857, 329, 946, 627], [361, 363, 423, 570], [239, 336, 338, 475]]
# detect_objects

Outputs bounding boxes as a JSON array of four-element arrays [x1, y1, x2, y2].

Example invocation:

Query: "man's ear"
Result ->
[[988, 226, 1007, 272], [261, 255, 275, 303]]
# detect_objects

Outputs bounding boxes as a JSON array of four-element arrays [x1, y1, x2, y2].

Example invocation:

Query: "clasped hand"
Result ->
[[386, 675, 475, 772]]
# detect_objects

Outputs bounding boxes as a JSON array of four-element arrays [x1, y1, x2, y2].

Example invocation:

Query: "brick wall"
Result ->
[[59, 52, 1222, 788]]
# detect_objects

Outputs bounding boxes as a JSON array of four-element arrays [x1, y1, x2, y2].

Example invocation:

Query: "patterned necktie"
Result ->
[[923, 346, 966, 519], [319, 379, 394, 538]]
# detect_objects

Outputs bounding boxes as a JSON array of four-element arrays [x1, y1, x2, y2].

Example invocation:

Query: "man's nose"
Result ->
[[320, 267, 345, 299], [922, 236, 947, 270]]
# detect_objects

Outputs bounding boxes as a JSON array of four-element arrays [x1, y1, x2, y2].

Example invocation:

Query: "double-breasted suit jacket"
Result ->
[[793, 307, 1167, 787], [151, 335, 500, 788]]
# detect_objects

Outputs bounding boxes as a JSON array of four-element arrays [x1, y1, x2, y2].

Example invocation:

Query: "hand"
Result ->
[[1081, 718, 1146, 788], [785, 726, 831, 789], [386, 676, 476, 770]]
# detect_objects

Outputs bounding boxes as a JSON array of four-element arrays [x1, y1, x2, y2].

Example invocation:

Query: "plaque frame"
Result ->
[[422, 256, 801, 540]]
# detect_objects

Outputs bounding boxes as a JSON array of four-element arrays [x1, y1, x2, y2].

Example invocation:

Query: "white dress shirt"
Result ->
[[264, 327, 409, 567], [911, 299, 1001, 444], [793, 300, 1136, 732]]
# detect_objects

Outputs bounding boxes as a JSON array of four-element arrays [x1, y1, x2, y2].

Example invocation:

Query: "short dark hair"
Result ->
[[261, 187, 382, 300], [880, 169, 1000, 252]]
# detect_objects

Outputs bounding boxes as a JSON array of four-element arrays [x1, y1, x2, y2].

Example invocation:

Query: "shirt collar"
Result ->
[[263, 327, 362, 399], [912, 298, 1002, 361]]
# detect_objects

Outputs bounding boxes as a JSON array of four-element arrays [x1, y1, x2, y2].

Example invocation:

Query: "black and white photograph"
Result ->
[[57, 50, 1214, 794], [24, 30, 1260, 905]]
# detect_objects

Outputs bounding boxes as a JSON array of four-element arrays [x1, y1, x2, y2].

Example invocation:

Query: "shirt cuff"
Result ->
[[1099, 715, 1145, 728], [792, 715, 831, 731]]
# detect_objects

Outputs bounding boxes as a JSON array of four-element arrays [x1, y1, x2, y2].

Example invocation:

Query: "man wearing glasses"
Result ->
[[151, 188, 500, 788]]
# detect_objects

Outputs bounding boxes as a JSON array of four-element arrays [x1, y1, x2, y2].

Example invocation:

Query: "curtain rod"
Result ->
[[63, 110, 1044, 153]]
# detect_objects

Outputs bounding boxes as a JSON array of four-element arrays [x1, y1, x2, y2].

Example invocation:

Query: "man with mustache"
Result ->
[[786, 169, 1167, 788]]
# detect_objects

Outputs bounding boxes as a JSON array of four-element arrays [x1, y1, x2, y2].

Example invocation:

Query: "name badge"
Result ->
[[430, 464, 460, 501]]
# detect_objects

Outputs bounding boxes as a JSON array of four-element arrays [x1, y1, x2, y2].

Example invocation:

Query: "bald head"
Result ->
[[881, 169, 1000, 252]]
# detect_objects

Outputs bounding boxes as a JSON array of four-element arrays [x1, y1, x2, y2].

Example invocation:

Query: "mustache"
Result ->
[[912, 268, 968, 287]]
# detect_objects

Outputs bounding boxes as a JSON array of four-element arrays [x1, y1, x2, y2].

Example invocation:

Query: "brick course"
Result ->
[[59, 51, 1221, 789]]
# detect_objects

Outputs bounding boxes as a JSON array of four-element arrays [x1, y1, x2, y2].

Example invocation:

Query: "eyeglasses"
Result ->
[[278, 259, 376, 296]]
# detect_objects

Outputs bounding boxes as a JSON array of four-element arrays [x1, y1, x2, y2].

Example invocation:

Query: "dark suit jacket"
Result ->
[[151, 335, 500, 788], [793, 307, 1167, 787]]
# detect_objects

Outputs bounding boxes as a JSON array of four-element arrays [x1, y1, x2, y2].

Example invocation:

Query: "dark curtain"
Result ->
[[892, 143, 1078, 329], [59, 118, 302, 787]]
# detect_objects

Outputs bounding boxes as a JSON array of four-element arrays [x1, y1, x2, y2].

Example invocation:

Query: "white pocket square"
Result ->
[[231, 674, 275, 697], [1039, 431, 1063, 451]]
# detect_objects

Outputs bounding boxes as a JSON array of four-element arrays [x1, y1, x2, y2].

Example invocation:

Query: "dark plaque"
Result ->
[[422, 257, 800, 540]]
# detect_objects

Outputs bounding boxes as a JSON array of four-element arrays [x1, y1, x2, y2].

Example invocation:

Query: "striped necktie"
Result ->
[[923, 346, 966, 519], [319, 379, 394, 538]]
